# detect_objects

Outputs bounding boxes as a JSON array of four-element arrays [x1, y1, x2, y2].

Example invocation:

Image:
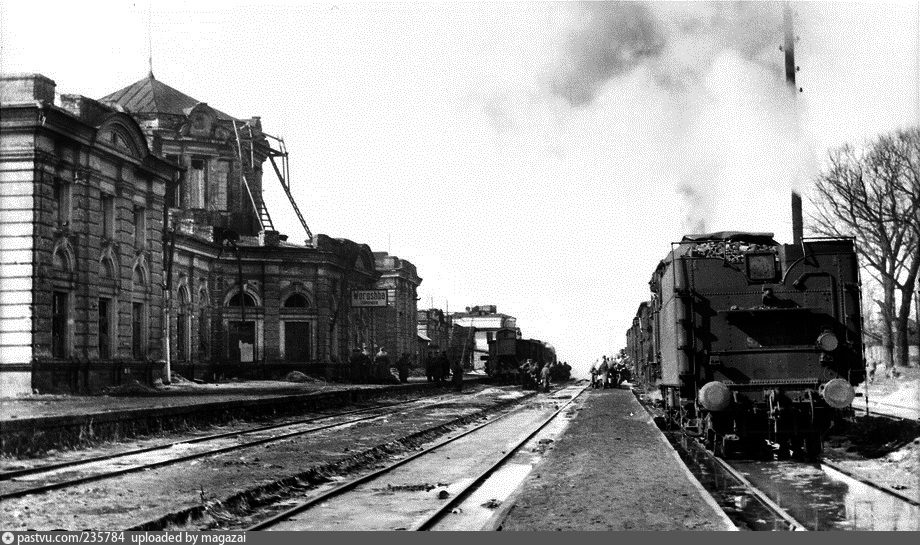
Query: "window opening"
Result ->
[[52, 291, 69, 358], [98, 298, 111, 359], [132, 302, 145, 359], [102, 195, 114, 239]]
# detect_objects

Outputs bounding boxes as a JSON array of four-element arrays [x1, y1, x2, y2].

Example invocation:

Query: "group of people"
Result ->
[[518, 359, 554, 392], [590, 355, 630, 389], [424, 351, 464, 391], [347, 346, 412, 384]]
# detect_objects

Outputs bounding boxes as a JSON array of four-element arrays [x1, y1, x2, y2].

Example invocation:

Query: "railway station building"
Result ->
[[0, 73, 421, 395]]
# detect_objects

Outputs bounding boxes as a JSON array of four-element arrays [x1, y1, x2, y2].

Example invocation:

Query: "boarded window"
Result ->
[[98, 298, 111, 359], [52, 291, 69, 358], [54, 180, 72, 226], [188, 159, 206, 208], [229, 321, 256, 363], [210, 161, 229, 211], [284, 321, 310, 361]]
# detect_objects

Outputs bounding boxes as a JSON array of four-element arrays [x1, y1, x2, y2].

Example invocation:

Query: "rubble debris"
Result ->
[[102, 380, 157, 396], [284, 371, 316, 383]]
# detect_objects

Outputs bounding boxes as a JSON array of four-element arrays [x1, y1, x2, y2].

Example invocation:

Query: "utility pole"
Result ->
[[783, 1, 804, 246]]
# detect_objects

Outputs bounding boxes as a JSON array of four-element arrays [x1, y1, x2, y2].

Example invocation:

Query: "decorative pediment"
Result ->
[[94, 113, 149, 159], [182, 103, 219, 138]]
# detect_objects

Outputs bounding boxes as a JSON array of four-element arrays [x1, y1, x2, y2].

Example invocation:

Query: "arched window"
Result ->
[[227, 292, 257, 307], [176, 287, 189, 361], [283, 293, 309, 308], [198, 287, 210, 359], [131, 264, 147, 359]]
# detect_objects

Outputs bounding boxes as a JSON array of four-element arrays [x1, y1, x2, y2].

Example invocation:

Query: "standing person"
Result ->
[[540, 362, 551, 393], [451, 358, 463, 392], [590, 360, 599, 389], [374, 348, 391, 383], [360, 346, 372, 383], [396, 352, 410, 383], [432, 352, 444, 384], [425, 351, 435, 382], [598, 356, 610, 389], [519, 359, 531, 388], [439, 352, 450, 384], [348, 348, 363, 383]]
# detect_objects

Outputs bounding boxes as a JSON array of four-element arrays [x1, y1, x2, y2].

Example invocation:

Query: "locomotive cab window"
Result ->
[[745, 253, 777, 282]]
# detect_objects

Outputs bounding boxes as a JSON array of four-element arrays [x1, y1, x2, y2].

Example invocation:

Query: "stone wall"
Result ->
[[1, 74, 179, 394]]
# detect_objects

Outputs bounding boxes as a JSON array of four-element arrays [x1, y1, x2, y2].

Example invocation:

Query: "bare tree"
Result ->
[[810, 128, 920, 370]]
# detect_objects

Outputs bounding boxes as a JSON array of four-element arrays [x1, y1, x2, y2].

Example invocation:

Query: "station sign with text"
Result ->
[[351, 289, 388, 307]]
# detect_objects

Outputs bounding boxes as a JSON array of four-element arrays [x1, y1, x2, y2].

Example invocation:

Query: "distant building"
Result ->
[[417, 308, 449, 354], [450, 305, 517, 370]]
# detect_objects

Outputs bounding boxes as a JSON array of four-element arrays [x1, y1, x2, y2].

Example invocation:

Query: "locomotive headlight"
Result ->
[[698, 381, 732, 411], [820, 378, 855, 409], [817, 331, 839, 352]]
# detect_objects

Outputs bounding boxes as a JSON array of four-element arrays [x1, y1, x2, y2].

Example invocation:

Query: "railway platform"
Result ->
[[496, 387, 737, 531], [0, 375, 485, 456]]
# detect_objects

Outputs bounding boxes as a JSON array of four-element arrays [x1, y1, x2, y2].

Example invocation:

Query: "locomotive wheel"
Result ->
[[802, 434, 822, 461], [775, 437, 792, 461]]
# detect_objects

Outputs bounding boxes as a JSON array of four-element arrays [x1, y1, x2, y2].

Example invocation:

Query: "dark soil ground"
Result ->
[[498, 388, 733, 531]]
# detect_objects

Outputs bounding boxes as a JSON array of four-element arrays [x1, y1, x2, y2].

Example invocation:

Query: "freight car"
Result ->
[[486, 328, 557, 384], [632, 231, 864, 460]]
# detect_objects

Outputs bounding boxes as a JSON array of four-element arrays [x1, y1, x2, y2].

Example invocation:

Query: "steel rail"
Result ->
[[0, 397, 470, 501], [631, 391, 804, 531], [712, 456, 807, 531], [820, 459, 920, 508], [0, 397, 424, 482], [244, 388, 566, 531], [411, 386, 588, 531]]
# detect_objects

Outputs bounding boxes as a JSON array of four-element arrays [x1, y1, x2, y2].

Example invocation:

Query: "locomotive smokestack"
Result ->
[[784, 2, 804, 245]]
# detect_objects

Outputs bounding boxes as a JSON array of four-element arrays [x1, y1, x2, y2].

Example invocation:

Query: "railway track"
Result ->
[[0, 394, 495, 501], [245, 385, 588, 531], [852, 399, 920, 421], [668, 430, 918, 531], [636, 390, 919, 531]]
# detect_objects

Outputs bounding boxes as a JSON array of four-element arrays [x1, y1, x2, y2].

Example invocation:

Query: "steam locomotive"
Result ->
[[626, 231, 864, 459], [486, 327, 557, 384]]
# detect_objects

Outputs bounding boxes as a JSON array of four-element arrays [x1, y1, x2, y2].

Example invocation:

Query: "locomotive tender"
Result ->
[[627, 231, 864, 459], [486, 327, 556, 383]]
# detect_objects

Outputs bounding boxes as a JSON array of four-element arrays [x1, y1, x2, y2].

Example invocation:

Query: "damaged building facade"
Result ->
[[0, 73, 421, 395], [417, 308, 476, 370]]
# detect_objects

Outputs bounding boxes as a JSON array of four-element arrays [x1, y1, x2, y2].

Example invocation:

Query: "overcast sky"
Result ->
[[2, 1, 917, 375]]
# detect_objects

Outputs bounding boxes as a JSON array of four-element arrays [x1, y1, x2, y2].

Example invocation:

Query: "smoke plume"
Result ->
[[550, 1, 804, 239]]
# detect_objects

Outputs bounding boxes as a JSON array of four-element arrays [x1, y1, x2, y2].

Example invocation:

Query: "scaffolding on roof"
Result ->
[[229, 121, 314, 245]]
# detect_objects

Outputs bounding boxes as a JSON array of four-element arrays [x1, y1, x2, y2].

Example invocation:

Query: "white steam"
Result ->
[[547, 1, 811, 240]]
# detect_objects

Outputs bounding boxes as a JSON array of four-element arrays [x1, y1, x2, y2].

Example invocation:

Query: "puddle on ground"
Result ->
[[731, 460, 919, 531], [431, 400, 580, 531]]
